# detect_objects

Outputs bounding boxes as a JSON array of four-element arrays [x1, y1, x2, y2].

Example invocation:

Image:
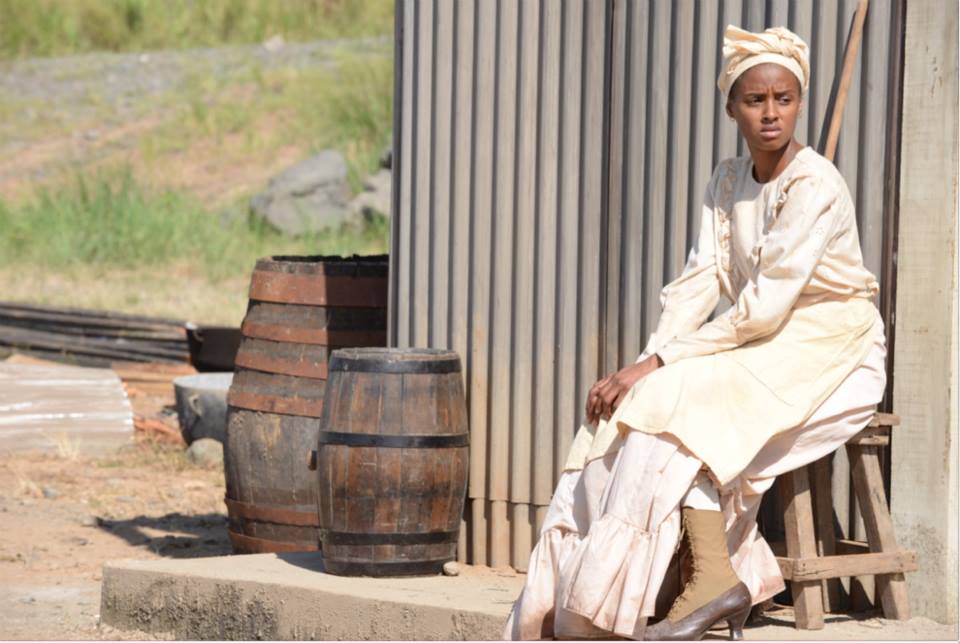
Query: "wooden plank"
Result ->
[[553, 0, 584, 468], [489, 499, 509, 567], [449, 0, 475, 419], [574, 0, 606, 443], [466, 0, 496, 507], [487, 0, 519, 505], [619, 0, 651, 362], [533, 0, 561, 498], [836, 538, 871, 554], [777, 550, 918, 582], [603, 0, 626, 374], [811, 457, 847, 612], [395, 0, 416, 346], [510, 502, 534, 572], [664, 0, 694, 283], [847, 434, 890, 446], [780, 466, 825, 629], [429, 0, 454, 347], [412, 0, 434, 347], [868, 412, 900, 427], [508, 0, 540, 506], [848, 444, 912, 619]]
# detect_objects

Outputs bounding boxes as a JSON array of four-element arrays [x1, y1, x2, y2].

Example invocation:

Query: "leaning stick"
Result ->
[[820, 0, 869, 162]]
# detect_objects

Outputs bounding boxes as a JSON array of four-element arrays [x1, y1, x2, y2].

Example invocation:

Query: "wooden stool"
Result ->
[[776, 412, 917, 629]]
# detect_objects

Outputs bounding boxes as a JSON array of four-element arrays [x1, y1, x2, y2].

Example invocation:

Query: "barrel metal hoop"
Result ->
[[227, 530, 319, 553], [322, 529, 459, 546], [328, 356, 461, 374], [322, 558, 451, 577], [225, 497, 321, 526], [317, 431, 469, 448]]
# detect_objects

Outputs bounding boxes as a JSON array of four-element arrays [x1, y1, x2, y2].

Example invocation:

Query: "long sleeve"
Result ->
[[656, 173, 840, 364], [636, 178, 723, 362]]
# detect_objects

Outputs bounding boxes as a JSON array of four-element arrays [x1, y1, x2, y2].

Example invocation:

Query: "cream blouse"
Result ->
[[645, 146, 878, 365], [564, 147, 883, 483]]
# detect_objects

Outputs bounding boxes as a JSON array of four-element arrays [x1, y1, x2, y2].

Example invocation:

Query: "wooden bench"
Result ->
[[775, 412, 917, 629]]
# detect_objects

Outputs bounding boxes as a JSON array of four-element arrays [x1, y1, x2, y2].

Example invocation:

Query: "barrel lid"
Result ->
[[329, 348, 461, 374]]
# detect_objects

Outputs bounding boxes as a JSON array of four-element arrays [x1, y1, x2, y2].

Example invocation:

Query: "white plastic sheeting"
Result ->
[[0, 361, 133, 455]]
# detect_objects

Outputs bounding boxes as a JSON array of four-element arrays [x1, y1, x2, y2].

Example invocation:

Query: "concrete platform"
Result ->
[[100, 552, 524, 640], [100, 552, 959, 640]]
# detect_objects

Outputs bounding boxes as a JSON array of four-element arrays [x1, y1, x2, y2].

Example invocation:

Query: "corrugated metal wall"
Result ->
[[390, 0, 902, 570]]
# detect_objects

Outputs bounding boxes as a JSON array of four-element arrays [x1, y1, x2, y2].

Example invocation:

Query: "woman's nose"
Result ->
[[762, 98, 778, 121]]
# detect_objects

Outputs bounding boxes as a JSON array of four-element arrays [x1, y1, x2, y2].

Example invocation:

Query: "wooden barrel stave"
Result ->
[[225, 408, 321, 550], [318, 349, 468, 576]]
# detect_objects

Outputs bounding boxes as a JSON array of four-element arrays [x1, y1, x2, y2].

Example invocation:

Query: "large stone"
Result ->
[[186, 438, 223, 468], [250, 151, 353, 236]]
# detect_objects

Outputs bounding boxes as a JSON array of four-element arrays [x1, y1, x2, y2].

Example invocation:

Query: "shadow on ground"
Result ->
[[96, 512, 232, 558]]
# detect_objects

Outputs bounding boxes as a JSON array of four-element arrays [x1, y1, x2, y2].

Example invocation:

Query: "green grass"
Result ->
[[0, 168, 389, 282], [138, 49, 394, 193], [0, 0, 394, 59]]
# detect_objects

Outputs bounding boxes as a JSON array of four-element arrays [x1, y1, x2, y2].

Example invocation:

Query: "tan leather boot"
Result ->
[[644, 509, 752, 641]]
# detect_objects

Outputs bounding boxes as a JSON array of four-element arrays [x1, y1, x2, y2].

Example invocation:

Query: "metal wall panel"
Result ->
[[391, 0, 902, 570]]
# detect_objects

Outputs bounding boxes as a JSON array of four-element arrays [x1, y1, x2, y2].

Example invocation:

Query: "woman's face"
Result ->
[[726, 63, 802, 152]]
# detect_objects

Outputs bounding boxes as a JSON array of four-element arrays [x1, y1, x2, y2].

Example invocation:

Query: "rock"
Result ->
[[78, 514, 98, 527], [186, 438, 224, 468], [250, 150, 353, 236], [42, 486, 60, 499], [349, 169, 392, 220], [442, 561, 460, 576]]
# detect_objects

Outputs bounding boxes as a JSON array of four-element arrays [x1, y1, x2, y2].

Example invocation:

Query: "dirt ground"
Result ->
[[0, 440, 229, 640]]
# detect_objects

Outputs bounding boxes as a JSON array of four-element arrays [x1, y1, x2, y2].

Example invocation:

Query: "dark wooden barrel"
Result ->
[[224, 255, 387, 554], [316, 348, 469, 576]]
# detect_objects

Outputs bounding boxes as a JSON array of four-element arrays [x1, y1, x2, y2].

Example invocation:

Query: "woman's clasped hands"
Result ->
[[585, 354, 663, 425]]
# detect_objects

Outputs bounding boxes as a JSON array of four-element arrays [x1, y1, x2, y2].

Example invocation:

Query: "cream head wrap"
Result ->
[[717, 25, 810, 97]]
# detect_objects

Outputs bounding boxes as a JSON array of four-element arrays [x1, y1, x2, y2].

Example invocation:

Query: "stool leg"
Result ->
[[781, 466, 825, 629], [847, 444, 911, 620], [811, 455, 846, 612]]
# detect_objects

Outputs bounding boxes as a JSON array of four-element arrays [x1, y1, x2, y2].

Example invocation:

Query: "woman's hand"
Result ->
[[585, 354, 663, 424]]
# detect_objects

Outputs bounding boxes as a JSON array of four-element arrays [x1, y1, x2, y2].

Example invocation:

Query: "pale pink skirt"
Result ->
[[503, 333, 887, 640]]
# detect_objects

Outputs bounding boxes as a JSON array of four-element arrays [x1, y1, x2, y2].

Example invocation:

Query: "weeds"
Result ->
[[0, 0, 394, 59], [53, 433, 82, 462], [0, 167, 388, 279], [0, 168, 389, 322]]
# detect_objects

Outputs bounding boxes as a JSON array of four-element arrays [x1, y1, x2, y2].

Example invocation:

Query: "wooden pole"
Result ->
[[821, 0, 870, 162]]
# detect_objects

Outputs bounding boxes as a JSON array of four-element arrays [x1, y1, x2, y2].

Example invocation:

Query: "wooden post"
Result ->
[[847, 443, 912, 619], [811, 456, 847, 612], [781, 467, 825, 629]]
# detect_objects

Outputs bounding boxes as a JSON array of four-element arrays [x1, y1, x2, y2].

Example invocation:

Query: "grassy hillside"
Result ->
[[0, 2, 395, 324], [0, 0, 393, 59]]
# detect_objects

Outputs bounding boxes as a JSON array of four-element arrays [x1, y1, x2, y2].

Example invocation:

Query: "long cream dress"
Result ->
[[504, 147, 886, 640]]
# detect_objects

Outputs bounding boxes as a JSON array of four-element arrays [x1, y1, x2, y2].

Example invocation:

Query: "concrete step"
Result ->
[[100, 552, 524, 640]]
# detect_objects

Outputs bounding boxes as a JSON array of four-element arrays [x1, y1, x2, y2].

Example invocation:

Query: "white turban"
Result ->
[[717, 25, 810, 97]]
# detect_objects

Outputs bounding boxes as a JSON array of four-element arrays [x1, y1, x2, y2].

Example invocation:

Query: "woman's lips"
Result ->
[[759, 128, 781, 140]]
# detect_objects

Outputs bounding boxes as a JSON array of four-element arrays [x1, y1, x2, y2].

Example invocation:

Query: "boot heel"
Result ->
[[726, 606, 750, 641]]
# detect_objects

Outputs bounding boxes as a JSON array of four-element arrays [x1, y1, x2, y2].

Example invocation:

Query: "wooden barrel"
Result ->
[[224, 255, 387, 554], [316, 348, 469, 576]]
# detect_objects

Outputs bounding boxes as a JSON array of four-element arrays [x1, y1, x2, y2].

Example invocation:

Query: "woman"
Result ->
[[503, 25, 886, 641]]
